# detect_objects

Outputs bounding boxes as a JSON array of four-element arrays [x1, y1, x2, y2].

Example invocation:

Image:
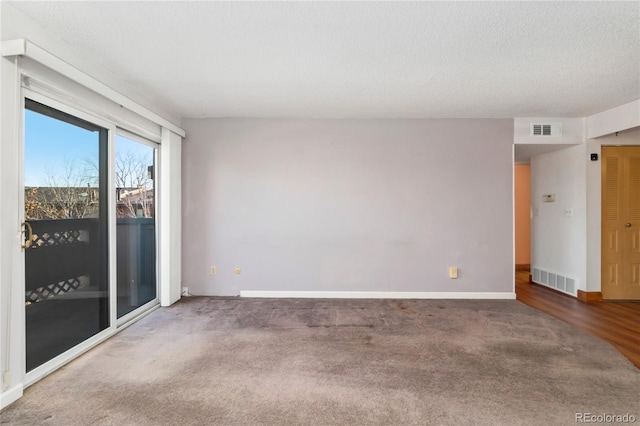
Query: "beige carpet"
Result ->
[[2, 298, 639, 425]]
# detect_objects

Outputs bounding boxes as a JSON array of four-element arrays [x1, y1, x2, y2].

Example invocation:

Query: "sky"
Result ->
[[24, 109, 154, 187]]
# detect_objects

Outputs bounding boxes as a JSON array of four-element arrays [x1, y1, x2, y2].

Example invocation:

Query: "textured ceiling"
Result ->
[[7, 1, 640, 119]]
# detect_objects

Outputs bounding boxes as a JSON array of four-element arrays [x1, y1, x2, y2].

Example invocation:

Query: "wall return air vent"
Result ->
[[530, 123, 562, 137], [532, 267, 576, 296]]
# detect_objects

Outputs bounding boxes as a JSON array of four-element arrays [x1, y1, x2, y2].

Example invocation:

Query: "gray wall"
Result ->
[[182, 119, 514, 296]]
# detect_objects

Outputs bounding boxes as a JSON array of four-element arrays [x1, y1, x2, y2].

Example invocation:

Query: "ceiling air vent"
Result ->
[[531, 123, 562, 137]]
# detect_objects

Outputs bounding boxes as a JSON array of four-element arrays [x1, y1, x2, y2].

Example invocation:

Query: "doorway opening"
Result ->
[[514, 164, 531, 277], [24, 99, 110, 372]]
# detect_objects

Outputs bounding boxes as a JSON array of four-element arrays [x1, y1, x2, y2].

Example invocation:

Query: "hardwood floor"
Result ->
[[515, 271, 640, 369]]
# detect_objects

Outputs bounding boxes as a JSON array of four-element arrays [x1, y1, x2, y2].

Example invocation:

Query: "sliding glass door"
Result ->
[[23, 99, 109, 372], [116, 135, 158, 319], [23, 97, 160, 374]]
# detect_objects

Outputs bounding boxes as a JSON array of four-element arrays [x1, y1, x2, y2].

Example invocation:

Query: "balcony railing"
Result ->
[[25, 218, 155, 306]]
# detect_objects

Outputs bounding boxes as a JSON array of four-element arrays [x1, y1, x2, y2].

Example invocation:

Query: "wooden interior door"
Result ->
[[601, 146, 640, 300]]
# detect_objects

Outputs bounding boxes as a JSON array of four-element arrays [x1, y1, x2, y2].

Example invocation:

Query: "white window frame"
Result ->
[[19, 90, 168, 386], [114, 129, 161, 328], [21, 88, 119, 387], [1, 39, 183, 407]]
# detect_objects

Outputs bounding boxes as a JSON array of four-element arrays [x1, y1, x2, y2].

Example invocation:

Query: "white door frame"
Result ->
[[21, 89, 119, 387]]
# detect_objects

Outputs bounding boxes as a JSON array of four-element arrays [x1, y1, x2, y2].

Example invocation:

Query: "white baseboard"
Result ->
[[0, 383, 23, 410], [240, 291, 516, 300]]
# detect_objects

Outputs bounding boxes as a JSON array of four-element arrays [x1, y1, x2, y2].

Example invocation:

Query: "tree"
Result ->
[[115, 150, 154, 219], [25, 153, 154, 220], [25, 159, 99, 220]]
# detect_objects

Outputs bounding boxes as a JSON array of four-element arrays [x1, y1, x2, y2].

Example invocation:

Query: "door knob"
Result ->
[[624, 223, 632, 227], [21, 222, 33, 249]]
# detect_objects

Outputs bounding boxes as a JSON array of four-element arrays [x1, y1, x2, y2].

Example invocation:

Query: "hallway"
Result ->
[[516, 271, 640, 369]]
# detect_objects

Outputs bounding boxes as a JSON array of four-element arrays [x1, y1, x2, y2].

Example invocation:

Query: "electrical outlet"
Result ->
[[181, 287, 189, 296], [449, 267, 458, 279], [210, 266, 217, 276]]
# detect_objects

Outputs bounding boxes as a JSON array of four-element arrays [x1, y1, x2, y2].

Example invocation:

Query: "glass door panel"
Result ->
[[116, 135, 157, 318], [24, 99, 109, 372]]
